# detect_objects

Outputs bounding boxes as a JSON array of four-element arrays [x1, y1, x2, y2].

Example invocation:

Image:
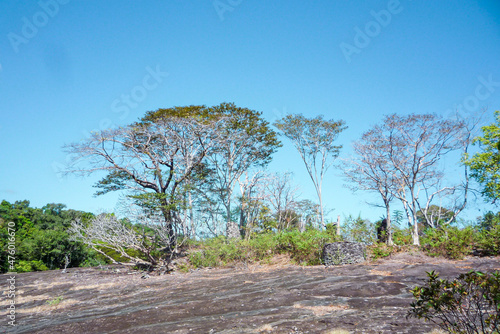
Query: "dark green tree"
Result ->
[[464, 110, 500, 204]]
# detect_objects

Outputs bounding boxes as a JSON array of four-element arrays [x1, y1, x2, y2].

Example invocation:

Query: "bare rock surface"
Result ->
[[3, 253, 500, 334]]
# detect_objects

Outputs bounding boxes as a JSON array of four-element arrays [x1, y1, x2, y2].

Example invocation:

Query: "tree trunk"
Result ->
[[317, 186, 325, 229], [336, 215, 341, 236], [160, 197, 175, 248], [411, 209, 420, 246], [385, 204, 393, 246]]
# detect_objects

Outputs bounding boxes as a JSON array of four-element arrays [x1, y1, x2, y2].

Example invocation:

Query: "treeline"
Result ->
[[1, 199, 499, 274], [0, 200, 99, 273]]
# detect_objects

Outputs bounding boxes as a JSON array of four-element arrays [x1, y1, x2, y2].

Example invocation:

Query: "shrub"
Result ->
[[188, 236, 247, 268], [476, 213, 500, 255], [408, 270, 500, 333], [187, 228, 341, 268], [274, 228, 341, 265], [368, 243, 393, 260], [341, 215, 376, 245], [392, 226, 413, 246], [420, 226, 476, 259], [15, 260, 48, 272]]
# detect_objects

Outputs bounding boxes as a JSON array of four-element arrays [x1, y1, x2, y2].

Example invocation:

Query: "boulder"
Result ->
[[322, 242, 366, 266]]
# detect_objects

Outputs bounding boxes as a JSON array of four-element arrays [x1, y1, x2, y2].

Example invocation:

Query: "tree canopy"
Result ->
[[65, 103, 281, 264], [464, 110, 500, 204]]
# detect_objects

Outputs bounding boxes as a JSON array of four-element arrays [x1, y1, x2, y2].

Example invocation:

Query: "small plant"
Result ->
[[368, 243, 392, 260], [408, 270, 500, 333], [46, 296, 64, 306]]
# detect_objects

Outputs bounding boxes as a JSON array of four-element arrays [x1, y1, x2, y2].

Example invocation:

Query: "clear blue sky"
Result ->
[[1, 0, 499, 223]]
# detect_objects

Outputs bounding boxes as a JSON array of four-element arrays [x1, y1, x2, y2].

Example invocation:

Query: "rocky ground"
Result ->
[[2, 252, 500, 334]]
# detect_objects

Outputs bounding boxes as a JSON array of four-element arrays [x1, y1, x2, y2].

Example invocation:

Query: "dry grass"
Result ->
[[323, 329, 351, 334], [369, 269, 393, 276], [247, 254, 294, 273], [426, 329, 447, 334], [293, 303, 349, 316], [69, 281, 122, 291], [256, 324, 274, 332], [2, 293, 52, 306], [16, 298, 80, 314]]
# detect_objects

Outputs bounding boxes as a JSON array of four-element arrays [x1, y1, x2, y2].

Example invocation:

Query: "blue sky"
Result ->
[[1, 0, 499, 223]]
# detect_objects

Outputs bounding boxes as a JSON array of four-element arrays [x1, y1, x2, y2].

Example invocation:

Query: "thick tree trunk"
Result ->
[[160, 197, 176, 249]]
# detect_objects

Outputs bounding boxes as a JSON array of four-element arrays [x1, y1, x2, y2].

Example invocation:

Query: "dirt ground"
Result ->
[[2, 253, 500, 334]]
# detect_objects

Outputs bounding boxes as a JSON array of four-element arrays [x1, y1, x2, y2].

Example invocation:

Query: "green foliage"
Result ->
[[46, 296, 64, 306], [368, 243, 393, 260], [392, 226, 413, 246], [420, 226, 476, 260], [464, 110, 500, 204], [96, 245, 148, 264], [18, 229, 90, 270], [143, 103, 282, 167], [15, 260, 48, 273], [188, 236, 246, 268], [0, 200, 98, 273], [476, 211, 500, 255], [188, 228, 342, 268], [409, 270, 500, 333], [341, 214, 376, 244], [274, 228, 341, 265], [477, 211, 500, 232]]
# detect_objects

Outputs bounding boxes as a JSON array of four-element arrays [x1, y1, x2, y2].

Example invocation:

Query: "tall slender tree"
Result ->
[[274, 114, 347, 228]]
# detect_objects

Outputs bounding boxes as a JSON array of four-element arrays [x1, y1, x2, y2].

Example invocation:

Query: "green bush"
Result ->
[[408, 270, 500, 333], [476, 213, 500, 255], [368, 243, 393, 260], [392, 227, 413, 246], [188, 229, 342, 268], [274, 228, 341, 265], [420, 225, 476, 259], [341, 215, 376, 245], [15, 260, 48, 273], [188, 236, 246, 268]]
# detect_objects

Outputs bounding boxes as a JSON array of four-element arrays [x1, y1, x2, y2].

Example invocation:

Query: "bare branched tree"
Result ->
[[383, 113, 470, 245], [70, 213, 155, 265], [265, 172, 300, 231], [342, 128, 398, 245], [65, 114, 226, 248], [237, 171, 269, 239]]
